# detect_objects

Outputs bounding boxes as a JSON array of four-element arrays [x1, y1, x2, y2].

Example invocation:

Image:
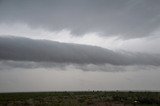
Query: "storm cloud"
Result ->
[[0, 36, 160, 66], [0, 0, 160, 92], [0, 0, 160, 38]]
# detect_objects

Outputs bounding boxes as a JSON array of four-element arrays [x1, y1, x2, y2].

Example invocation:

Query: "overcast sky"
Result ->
[[0, 0, 160, 92]]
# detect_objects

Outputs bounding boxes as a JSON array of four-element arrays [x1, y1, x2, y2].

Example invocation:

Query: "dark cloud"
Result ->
[[0, 0, 160, 38], [0, 36, 160, 66]]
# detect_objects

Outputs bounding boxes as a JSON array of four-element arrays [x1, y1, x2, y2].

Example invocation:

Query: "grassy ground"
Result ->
[[0, 91, 159, 106]]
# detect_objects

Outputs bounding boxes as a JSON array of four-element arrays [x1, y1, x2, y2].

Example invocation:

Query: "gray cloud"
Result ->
[[0, 36, 160, 66], [0, 0, 160, 38], [0, 60, 159, 72]]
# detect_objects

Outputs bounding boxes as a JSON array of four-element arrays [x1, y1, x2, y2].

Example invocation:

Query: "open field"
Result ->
[[0, 91, 159, 106]]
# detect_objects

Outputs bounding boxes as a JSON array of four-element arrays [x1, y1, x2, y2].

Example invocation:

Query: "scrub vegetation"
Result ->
[[0, 91, 159, 106]]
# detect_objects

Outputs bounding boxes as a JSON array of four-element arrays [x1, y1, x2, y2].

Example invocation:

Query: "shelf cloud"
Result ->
[[0, 0, 160, 92], [0, 36, 160, 66]]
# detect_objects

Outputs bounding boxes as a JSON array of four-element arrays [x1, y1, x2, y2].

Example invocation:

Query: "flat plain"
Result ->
[[0, 91, 159, 106]]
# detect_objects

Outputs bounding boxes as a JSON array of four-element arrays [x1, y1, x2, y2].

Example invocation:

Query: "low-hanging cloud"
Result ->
[[0, 60, 159, 72], [0, 36, 160, 66], [0, 0, 160, 38]]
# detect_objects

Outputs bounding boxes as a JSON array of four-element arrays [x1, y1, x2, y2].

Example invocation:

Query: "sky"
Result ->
[[0, 0, 160, 92]]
